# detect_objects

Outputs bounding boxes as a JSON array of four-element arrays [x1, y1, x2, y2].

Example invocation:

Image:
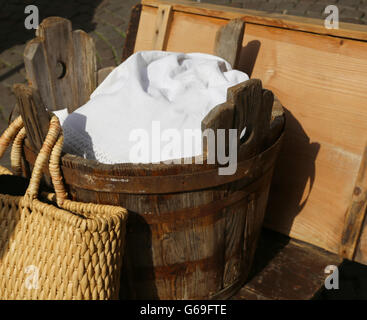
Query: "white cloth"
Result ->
[[54, 51, 249, 164]]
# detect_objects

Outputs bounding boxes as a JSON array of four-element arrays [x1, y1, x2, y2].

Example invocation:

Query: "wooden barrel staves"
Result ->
[[21, 77, 285, 299]]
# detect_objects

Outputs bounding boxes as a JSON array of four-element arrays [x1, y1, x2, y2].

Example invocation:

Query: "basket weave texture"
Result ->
[[0, 116, 128, 300]]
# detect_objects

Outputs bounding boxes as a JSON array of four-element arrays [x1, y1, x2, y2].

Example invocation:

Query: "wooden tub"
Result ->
[[12, 5, 286, 299], [22, 81, 285, 299]]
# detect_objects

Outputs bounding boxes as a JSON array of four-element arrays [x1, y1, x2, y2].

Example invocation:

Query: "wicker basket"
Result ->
[[0, 116, 128, 300]]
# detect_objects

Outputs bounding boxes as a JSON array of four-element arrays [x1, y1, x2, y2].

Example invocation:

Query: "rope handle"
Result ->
[[2, 114, 128, 219], [0, 116, 23, 160], [24, 116, 61, 201], [49, 134, 68, 206], [23, 115, 68, 205], [11, 127, 26, 176], [1, 114, 68, 205]]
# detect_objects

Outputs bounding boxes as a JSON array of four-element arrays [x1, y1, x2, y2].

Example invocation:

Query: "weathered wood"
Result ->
[[133, 0, 367, 259], [201, 80, 275, 163], [201, 101, 234, 162], [122, 4, 142, 62], [12, 84, 50, 152], [37, 17, 76, 112], [97, 66, 115, 85], [23, 138, 284, 300], [24, 38, 54, 110], [23, 131, 282, 194], [152, 4, 173, 50], [214, 19, 244, 68], [20, 15, 99, 164], [227, 80, 273, 160], [72, 29, 97, 111], [117, 169, 278, 299], [25, 17, 98, 114], [222, 171, 271, 292], [22, 85, 285, 300], [341, 142, 367, 260], [232, 229, 343, 300], [265, 96, 285, 150]]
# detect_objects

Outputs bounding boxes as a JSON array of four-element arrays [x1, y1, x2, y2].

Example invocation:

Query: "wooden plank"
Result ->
[[265, 96, 285, 150], [134, 3, 367, 258], [243, 23, 367, 255], [340, 142, 367, 260], [23, 38, 54, 110], [12, 84, 50, 152], [201, 80, 274, 162], [152, 4, 173, 50], [135, 7, 226, 53], [203, 79, 274, 162], [72, 29, 97, 111], [142, 0, 367, 42], [201, 100, 234, 162], [227, 80, 272, 160], [24, 17, 98, 114], [37, 17, 77, 112], [232, 229, 343, 300], [122, 4, 142, 62], [214, 19, 244, 68]]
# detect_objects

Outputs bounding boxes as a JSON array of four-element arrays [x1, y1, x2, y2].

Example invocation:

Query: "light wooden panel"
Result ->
[[134, 2, 367, 258], [143, 0, 367, 42], [135, 6, 226, 53], [152, 4, 173, 50], [239, 23, 367, 253]]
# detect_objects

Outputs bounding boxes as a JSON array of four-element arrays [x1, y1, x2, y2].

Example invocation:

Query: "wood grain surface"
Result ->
[[132, 1, 367, 261]]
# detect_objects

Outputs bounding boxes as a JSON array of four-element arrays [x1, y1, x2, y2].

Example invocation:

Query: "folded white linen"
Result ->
[[54, 51, 249, 164]]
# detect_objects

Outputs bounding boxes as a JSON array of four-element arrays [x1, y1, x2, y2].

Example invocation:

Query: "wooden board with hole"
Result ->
[[124, 0, 367, 264]]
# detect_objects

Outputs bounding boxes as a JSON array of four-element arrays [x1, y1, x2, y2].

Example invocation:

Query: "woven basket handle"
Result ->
[[24, 114, 69, 205], [24, 116, 62, 201], [49, 133, 68, 206], [0, 116, 23, 160], [1, 114, 68, 205]]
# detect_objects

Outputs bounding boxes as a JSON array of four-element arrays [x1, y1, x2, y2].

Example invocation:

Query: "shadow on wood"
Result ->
[[119, 211, 158, 299], [233, 228, 342, 300], [239, 39, 261, 78], [264, 108, 320, 237]]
